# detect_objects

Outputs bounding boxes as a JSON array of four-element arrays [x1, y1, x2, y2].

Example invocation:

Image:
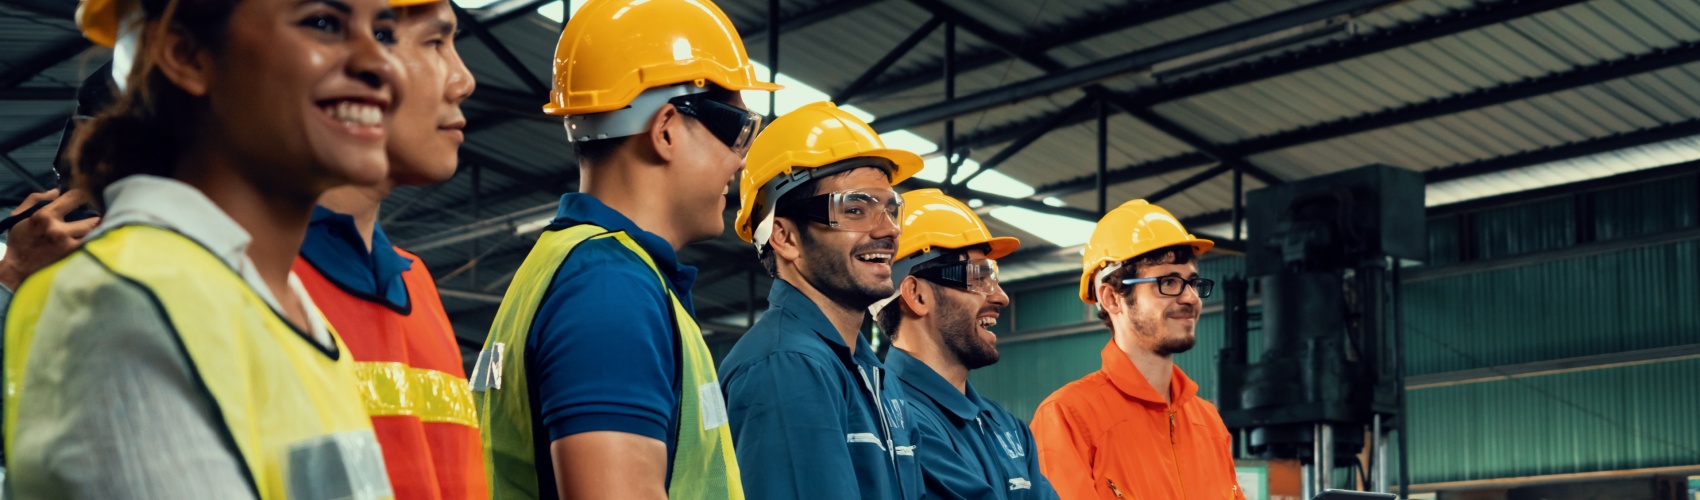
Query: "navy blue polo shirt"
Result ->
[[299, 205, 413, 309], [719, 280, 922, 499], [887, 348, 1058, 500], [523, 193, 697, 496]]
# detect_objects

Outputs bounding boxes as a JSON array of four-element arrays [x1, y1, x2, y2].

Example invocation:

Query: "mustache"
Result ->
[[850, 240, 895, 255], [1168, 304, 1198, 318]]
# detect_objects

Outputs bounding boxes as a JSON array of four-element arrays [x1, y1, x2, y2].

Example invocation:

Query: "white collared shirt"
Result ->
[[96, 174, 332, 347]]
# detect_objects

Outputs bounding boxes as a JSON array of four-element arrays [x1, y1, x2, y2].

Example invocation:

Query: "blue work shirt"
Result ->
[[524, 193, 697, 496], [299, 205, 414, 310], [886, 348, 1058, 500], [719, 280, 921, 499]]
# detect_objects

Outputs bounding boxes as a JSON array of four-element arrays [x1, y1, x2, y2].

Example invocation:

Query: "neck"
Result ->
[[893, 324, 969, 393], [1115, 334, 1175, 404], [580, 160, 688, 251], [317, 181, 394, 251], [174, 148, 317, 295], [778, 273, 867, 353]]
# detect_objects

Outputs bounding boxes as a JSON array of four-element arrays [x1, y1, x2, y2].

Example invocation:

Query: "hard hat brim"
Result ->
[[985, 236, 1020, 260], [389, 0, 442, 6], [860, 148, 924, 186]]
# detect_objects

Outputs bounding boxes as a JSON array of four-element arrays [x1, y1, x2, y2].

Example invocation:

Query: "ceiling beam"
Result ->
[[869, 0, 1398, 133], [739, 0, 888, 46], [0, 37, 92, 89], [951, 0, 1590, 154], [0, 115, 64, 156], [848, 0, 1233, 104], [0, 87, 75, 101], [1226, 41, 1700, 158], [1424, 119, 1700, 184]]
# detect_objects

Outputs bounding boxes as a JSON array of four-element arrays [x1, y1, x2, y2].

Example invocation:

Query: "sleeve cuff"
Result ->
[[548, 413, 669, 444]]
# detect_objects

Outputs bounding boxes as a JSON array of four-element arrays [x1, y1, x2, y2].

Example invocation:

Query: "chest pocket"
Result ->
[[888, 399, 924, 500]]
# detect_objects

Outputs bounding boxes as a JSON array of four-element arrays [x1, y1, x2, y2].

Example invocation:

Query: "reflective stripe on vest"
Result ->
[[4, 225, 393, 499], [297, 252, 489, 500], [471, 224, 743, 500]]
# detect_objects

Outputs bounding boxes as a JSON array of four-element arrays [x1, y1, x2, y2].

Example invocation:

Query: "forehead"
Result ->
[[1135, 261, 1199, 277], [397, 1, 454, 32], [813, 165, 893, 193]]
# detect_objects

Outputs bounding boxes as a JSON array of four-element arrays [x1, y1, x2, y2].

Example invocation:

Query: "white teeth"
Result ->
[[323, 101, 382, 128], [979, 317, 997, 328], [857, 253, 892, 262]]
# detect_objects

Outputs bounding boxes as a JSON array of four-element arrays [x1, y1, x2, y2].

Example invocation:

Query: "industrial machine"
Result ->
[[1217, 164, 1426, 496]]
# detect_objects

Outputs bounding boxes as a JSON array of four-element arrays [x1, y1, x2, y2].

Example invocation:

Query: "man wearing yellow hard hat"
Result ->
[[295, 0, 485, 498], [872, 189, 1059, 499], [720, 101, 924, 499], [1029, 200, 1244, 500], [469, 0, 777, 498]]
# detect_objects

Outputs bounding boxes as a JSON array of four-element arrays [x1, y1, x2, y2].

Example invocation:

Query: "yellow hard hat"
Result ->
[[544, 0, 781, 116], [1079, 199, 1213, 304], [734, 101, 924, 244], [894, 189, 1019, 263], [76, 0, 127, 47]]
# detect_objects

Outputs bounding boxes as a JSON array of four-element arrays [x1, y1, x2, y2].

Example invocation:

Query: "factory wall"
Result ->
[[967, 171, 1700, 486]]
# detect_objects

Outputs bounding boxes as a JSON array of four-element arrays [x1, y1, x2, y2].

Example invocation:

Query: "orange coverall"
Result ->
[[1030, 340, 1244, 500]]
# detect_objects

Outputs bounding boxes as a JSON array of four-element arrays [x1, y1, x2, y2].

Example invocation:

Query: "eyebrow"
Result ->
[[309, 0, 351, 14], [434, 20, 455, 36]]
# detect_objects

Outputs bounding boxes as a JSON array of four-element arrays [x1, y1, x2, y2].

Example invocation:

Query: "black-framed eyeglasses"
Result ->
[[774, 187, 903, 232], [912, 258, 1002, 296], [1119, 276, 1214, 298], [669, 94, 762, 155]]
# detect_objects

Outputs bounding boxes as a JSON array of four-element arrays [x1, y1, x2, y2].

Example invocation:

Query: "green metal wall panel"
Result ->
[[1402, 240, 1700, 375], [1472, 197, 1576, 260], [1592, 175, 1699, 241], [1013, 285, 1087, 331], [1427, 215, 1461, 267], [971, 312, 1232, 421], [1386, 358, 1700, 484], [972, 330, 1111, 421]]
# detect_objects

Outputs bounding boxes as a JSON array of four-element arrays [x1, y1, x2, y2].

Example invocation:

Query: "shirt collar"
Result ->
[[1099, 340, 1199, 406], [767, 279, 881, 365], [300, 206, 415, 309], [887, 348, 980, 421], [553, 193, 699, 303], [98, 175, 251, 269]]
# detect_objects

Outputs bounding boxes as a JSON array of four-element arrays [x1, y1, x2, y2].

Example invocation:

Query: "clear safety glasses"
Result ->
[[669, 94, 762, 155], [777, 187, 904, 233], [913, 258, 1003, 296], [1120, 276, 1215, 298]]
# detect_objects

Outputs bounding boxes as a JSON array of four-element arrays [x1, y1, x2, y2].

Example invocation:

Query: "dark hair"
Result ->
[[70, 0, 238, 209], [1095, 245, 1198, 328], [572, 83, 739, 166], [755, 163, 894, 277]]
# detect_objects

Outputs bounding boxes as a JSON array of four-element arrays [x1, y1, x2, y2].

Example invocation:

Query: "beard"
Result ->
[[799, 228, 896, 311], [1126, 297, 1197, 356], [936, 290, 1000, 369]]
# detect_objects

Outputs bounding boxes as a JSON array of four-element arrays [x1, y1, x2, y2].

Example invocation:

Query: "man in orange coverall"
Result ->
[[1029, 199, 1244, 500]]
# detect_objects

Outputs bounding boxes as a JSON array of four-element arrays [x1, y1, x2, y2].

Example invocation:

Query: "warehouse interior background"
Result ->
[[4, 0, 1700, 497]]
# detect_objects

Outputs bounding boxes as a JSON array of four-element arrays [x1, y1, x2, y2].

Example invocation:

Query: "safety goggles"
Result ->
[[669, 94, 762, 155], [913, 258, 1003, 296], [1119, 276, 1214, 298], [776, 187, 903, 233]]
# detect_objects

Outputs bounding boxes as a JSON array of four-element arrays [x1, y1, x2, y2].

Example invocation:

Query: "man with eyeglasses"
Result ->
[[469, 0, 778, 498], [872, 189, 1059, 499], [1029, 200, 1245, 500], [720, 101, 925, 499]]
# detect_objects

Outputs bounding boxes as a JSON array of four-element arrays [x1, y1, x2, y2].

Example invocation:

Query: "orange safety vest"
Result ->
[[1029, 340, 1244, 500], [296, 248, 488, 500]]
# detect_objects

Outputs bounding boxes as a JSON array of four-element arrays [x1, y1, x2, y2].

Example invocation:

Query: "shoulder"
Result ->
[[719, 314, 829, 371]]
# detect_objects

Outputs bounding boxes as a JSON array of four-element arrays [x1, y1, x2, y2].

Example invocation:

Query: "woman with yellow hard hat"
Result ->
[[5, 0, 404, 496]]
